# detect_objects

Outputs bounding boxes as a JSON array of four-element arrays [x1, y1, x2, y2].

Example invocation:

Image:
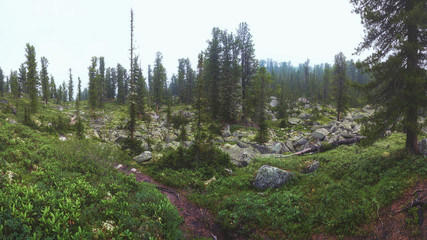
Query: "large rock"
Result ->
[[297, 97, 309, 104], [220, 144, 259, 167], [298, 112, 312, 120], [311, 128, 330, 141], [134, 151, 153, 163], [269, 97, 278, 108], [418, 139, 427, 157], [293, 137, 308, 148], [253, 165, 294, 190], [288, 117, 302, 125]]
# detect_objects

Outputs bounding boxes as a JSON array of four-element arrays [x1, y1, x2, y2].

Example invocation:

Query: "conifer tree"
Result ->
[[68, 68, 74, 102], [135, 59, 147, 117], [88, 57, 98, 113], [98, 57, 105, 107], [147, 65, 153, 104], [62, 81, 68, 104], [50, 76, 56, 100], [253, 67, 272, 143], [184, 58, 195, 104], [5, 77, 9, 95], [322, 63, 331, 105], [194, 52, 208, 147], [205, 28, 222, 119], [117, 64, 125, 104], [237, 22, 258, 117], [332, 52, 348, 121], [25, 43, 38, 113], [177, 58, 186, 103], [219, 31, 241, 122], [18, 64, 27, 95], [76, 76, 84, 139], [10, 71, 19, 100], [351, 0, 427, 154], [129, 9, 137, 140], [40, 57, 50, 106], [152, 52, 167, 112], [0, 68, 4, 97]]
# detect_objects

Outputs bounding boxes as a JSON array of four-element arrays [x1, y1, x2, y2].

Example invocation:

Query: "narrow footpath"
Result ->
[[114, 164, 224, 240]]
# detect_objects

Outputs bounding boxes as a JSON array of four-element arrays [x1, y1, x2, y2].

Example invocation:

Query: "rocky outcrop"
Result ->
[[253, 165, 294, 190], [134, 151, 153, 163], [219, 144, 259, 167]]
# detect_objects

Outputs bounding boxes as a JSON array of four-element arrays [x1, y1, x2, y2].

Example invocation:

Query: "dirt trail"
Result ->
[[114, 164, 223, 240]]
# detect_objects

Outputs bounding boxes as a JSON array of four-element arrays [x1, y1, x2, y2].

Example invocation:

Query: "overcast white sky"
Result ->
[[0, 0, 366, 90]]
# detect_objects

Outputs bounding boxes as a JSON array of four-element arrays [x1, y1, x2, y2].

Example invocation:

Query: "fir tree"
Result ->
[[219, 31, 241, 122], [205, 28, 222, 119], [18, 63, 26, 96], [50, 76, 56, 100], [152, 52, 167, 112], [98, 57, 105, 107], [10, 71, 19, 100], [68, 68, 74, 102], [117, 64, 125, 104], [194, 52, 208, 147], [88, 57, 98, 113], [332, 52, 348, 121], [237, 22, 258, 117], [351, 0, 427, 154], [253, 67, 272, 143], [76, 77, 84, 139], [147, 64, 153, 105], [322, 63, 331, 105], [129, 9, 137, 140], [40, 57, 50, 106], [25, 43, 38, 113]]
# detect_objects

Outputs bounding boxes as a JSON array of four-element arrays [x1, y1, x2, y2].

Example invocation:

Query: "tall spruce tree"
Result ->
[[152, 52, 167, 112], [205, 28, 222, 119], [18, 63, 27, 95], [332, 52, 348, 121], [147, 65, 153, 104], [40, 57, 50, 106], [194, 52, 208, 146], [50, 76, 56, 100], [237, 22, 258, 117], [0, 68, 4, 97], [135, 58, 147, 117], [117, 64, 125, 104], [219, 31, 241, 122], [253, 67, 272, 143], [184, 58, 195, 104], [88, 57, 98, 113], [68, 68, 74, 102], [10, 71, 19, 100], [25, 43, 38, 113], [76, 76, 84, 139], [98, 57, 105, 107], [177, 58, 186, 103], [323, 63, 331, 105], [129, 9, 137, 140], [351, 0, 427, 154]]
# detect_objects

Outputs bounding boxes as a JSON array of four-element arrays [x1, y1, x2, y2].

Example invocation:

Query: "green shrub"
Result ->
[[154, 144, 233, 180]]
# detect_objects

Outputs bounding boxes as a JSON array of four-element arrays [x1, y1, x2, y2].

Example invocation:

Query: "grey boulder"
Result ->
[[253, 165, 294, 190], [134, 151, 153, 163]]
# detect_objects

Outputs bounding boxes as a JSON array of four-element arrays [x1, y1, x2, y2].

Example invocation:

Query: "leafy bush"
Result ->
[[0, 121, 184, 239]]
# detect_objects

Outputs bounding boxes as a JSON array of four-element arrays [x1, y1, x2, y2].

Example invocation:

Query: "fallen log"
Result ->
[[283, 136, 362, 157]]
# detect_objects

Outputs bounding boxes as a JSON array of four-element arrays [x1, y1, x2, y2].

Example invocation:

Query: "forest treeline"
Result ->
[[0, 0, 425, 154]]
